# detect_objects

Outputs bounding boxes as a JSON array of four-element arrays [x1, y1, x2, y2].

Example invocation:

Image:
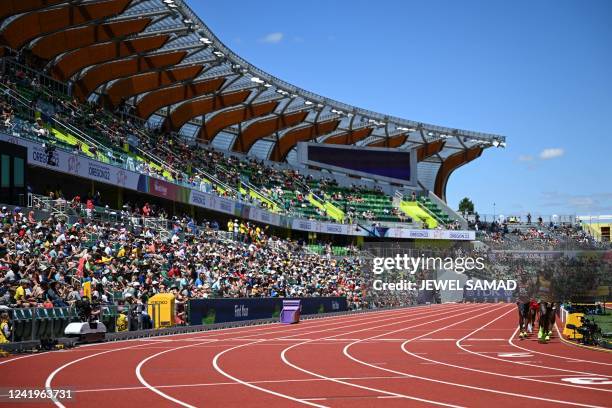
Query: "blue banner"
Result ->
[[188, 297, 348, 325]]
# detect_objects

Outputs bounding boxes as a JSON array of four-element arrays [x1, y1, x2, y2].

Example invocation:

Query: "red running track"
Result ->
[[0, 303, 611, 407]]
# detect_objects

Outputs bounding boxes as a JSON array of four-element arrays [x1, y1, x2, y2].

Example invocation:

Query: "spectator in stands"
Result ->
[[0, 311, 11, 343]]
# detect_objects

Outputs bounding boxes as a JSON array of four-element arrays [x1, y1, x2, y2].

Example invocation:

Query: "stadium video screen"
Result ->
[[303, 144, 413, 182]]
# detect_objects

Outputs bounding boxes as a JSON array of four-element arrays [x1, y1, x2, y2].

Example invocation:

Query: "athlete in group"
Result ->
[[535, 268, 556, 343], [528, 298, 539, 334], [515, 266, 534, 339]]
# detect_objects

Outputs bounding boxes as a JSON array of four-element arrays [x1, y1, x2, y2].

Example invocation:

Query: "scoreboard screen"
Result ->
[[297, 142, 416, 185]]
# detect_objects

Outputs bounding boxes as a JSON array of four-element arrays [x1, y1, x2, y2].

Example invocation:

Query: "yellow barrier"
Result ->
[[323, 201, 345, 222], [563, 312, 584, 340], [399, 201, 438, 229], [147, 293, 176, 328], [242, 187, 280, 213], [307, 194, 344, 222]]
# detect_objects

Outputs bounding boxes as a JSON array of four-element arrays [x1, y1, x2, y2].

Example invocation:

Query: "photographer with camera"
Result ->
[[577, 315, 601, 346], [75, 295, 100, 325]]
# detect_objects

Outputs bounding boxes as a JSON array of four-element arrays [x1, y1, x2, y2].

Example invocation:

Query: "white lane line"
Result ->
[[2, 306, 414, 367], [62, 374, 414, 394], [217, 304, 474, 408], [135, 339, 218, 408], [508, 325, 612, 367], [418, 338, 456, 341], [455, 311, 612, 391], [463, 338, 505, 341], [44, 341, 162, 408], [516, 374, 593, 378], [141, 306, 426, 408], [210, 303, 461, 408], [42, 306, 428, 408], [280, 304, 491, 407], [345, 303, 608, 408]]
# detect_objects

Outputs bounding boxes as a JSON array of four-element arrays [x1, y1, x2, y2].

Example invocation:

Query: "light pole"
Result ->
[[493, 202, 496, 223]]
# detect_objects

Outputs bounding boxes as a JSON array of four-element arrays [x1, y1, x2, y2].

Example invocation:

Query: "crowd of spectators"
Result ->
[[473, 248, 612, 300], [0, 203, 369, 320], [1, 63, 414, 227], [474, 217, 609, 251]]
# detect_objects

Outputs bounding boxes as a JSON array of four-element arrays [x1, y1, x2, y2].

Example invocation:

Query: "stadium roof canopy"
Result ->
[[0, 0, 506, 198]]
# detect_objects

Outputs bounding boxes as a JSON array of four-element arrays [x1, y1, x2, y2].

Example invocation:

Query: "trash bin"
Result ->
[[280, 300, 301, 324]]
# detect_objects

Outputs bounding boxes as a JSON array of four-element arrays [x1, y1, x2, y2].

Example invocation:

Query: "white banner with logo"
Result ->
[[248, 206, 281, 226], [383, 228, 475, 240], [0, 133, 141, 189]]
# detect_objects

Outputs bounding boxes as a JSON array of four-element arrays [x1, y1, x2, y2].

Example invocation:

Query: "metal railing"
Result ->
[[427, 191, 468, 228], [2, 59, 70, 96]]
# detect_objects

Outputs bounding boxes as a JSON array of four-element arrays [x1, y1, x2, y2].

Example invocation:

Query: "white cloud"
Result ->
[[518, 155, 533, 162], [260, 32, 283, 44], [569, 196, 594, 207], [539, 148, 564, 160], [540, 191, 612, 212]]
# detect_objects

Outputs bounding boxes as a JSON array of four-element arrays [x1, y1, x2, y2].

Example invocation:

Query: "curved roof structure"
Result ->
[[0, 0, 506, 200]]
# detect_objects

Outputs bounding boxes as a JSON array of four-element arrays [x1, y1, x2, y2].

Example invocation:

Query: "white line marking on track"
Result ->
[[454, 310, 612, 389], [418, 338, 456, 341], [64, 374, 416, 394], [516, 374, 595, 378], [562, 377, 612, 385], [342, 303, 608, 408], [211, 307, 442, 407], [2, 306, 411, 368], [45, 341, 161, 408], [463, 338, 505, 341], [41, 307, 419, 408], [497, 352, 533, 358], [280, 304, 489, 408], [508, 325, 612, 367], [211, 304, 458, 407], [135, 340, 218, 408]]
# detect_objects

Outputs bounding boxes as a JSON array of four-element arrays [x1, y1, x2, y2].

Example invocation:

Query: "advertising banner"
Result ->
[[189, 189, 214, 209], [215, 196, 236, 215], [137, 176, 190, 203], [188, 297, 348, 325], [384, 228, 475, 240], [0, 133, 140, 190]]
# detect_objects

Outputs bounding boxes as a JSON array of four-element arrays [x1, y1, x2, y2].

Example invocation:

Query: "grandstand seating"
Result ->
[[306, 244, 353, 257], [1, 61, 462, 228], [418, 196, 452, 224]]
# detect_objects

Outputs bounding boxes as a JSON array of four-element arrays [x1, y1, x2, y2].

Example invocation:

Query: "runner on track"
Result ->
[[535, 267, 556, 343], [528, 298, 539, 334], [515, 266, 532, 339]]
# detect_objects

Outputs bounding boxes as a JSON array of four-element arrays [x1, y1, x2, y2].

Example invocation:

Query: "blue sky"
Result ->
[[195, 0, 612, 217]]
